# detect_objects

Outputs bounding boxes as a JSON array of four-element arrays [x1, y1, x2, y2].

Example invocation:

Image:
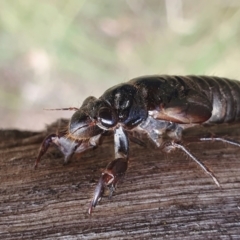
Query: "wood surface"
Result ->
[[1, 120, 240, 239]]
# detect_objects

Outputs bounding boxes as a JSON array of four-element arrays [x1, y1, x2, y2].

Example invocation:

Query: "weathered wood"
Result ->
[[1, 120, 240, 239]]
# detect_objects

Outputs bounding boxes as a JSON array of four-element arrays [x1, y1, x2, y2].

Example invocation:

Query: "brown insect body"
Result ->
[[35, 75, 240, 214]]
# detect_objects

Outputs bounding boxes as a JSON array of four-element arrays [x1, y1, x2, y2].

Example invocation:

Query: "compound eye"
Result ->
[[98, 107, 117, 128]]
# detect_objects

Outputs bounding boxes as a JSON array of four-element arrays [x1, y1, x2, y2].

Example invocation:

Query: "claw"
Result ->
[[35, 133, 98, 169], [88, 176, 104, 214], [88, 158, 128, 214], [88, 172, 114, 214], [35, 134, 57, 169]]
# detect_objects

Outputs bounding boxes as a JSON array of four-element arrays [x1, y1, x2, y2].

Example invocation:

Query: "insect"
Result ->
[[35, 75, 240, 214]]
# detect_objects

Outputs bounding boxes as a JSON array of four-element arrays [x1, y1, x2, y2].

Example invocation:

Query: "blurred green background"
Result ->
[[1, 0, 240, 130]]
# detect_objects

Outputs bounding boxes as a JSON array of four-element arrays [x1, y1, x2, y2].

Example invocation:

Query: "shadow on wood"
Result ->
[[1, 120, 240, 239]]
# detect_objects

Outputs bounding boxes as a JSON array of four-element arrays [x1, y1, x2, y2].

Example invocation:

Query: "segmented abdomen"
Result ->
[[129, 75, 240, 124], [178, 76, 240, 123]]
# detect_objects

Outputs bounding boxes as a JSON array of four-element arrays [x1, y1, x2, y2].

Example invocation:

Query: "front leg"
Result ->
[[89, 126, 129, 214], [35, 133, 101, 168]]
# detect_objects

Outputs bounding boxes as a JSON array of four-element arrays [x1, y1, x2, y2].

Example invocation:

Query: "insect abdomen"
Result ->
[[181, 76, 240, 123], [129, 75, 240, 124]]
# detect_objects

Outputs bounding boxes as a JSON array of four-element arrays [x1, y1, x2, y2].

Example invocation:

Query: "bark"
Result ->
[[1, 120, 240, 239]]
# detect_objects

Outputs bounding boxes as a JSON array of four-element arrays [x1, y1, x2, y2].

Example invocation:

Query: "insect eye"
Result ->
[[98, 107, 117, 128]]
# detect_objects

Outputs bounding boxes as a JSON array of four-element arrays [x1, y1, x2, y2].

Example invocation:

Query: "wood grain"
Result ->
[[1, 121, 240, 239]]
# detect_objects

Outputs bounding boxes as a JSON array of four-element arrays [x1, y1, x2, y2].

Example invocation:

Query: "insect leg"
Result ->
[[35, 133, 90, 168], [128, 133, 146, 147], [35, 134, 58, 169], [89, 126, 129, 214], [200, 137, 240, 147], [169, 142, 220, 187]]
